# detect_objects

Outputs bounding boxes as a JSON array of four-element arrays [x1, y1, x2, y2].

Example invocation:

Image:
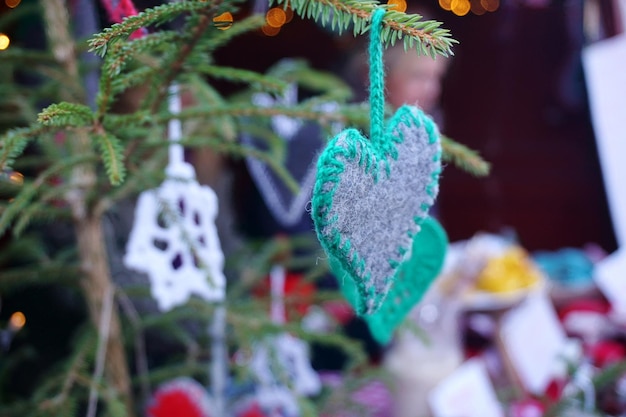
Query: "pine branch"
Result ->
[[110, 66, 157, 96], [39, 326, 97, 414], [102, 31, 182, 77], [0, 48, 57, 65], [93, 133, 126, 186], [147, 3, 221, 113], [87, 1, 221, 58], [441, 135, 491, 177], [151, 102, 369, 126], [11, 199, 72, 237], [194, 64, 288, 94], [38, 102, 95, 128], [181, 74, 238, 142], [0, 263, 81, 291], [0, 126, 46, 171], [274, 0, 457, 57], [0, 154, 96, 237]]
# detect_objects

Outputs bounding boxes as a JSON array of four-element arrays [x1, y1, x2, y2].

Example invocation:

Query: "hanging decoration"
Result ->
[[147, 377, 215, 417], [311, 8, 442, 315], [250, 265, 321, 396], [124, 84, 226, 311], [337, 216, 448, 344]]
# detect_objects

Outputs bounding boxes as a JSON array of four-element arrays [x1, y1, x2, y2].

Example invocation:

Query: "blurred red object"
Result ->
[[589, 340, 626, 368], [253, 271, 316, 321], [147, 378, 212, 417]]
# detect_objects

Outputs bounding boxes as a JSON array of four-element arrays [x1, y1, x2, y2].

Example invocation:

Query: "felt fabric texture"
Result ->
[[335, 217, 449, 345], [311, 8, 442, 315]]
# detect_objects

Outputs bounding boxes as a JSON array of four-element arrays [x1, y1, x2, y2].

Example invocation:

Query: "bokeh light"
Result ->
[[9, 312, 26, 330], [266, 7, 286, 28], [451, 0, 471, 16], [440, 0, 498, 15], [284, 7, 294, 23], [261, 24, 281, 36], [212, 12, 233, 30], [481, 0, 500, 12], [0, 34, 10, 51], [470, 0, 487, 15], [0, 170, 23, 185], [5, 0, 21, 8], [388, 0, 407, 12], [438, 0, 453, 11]]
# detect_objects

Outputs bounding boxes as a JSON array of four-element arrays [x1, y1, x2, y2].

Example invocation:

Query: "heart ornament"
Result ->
[[336, 217, 448, 344], [311, 8, 442, 315]]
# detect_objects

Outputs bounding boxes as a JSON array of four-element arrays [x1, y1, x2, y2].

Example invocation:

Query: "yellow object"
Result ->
[[0, 33, 10, 50], [475, 247, 541, 293]]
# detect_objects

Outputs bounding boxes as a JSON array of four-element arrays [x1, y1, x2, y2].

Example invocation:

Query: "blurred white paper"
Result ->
[[499, 293, 568, 395], [428, 358, 504, 417], [595, 247, 626, 316], [582, 33, 626, 246]]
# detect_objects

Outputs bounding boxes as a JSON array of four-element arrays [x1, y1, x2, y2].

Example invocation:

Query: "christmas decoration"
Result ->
[[147, 377, 215, 417], [124, 85, 226, 311], [312, 8, 442, 315]]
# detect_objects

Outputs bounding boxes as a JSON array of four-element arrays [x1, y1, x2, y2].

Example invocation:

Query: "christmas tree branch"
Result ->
[[87, 0, 218, 57], [194, 64, 288, 94], [274, 0, 457, 57], [148, 5, 219, 113], [441, 135, 491, 176], [0, 126, 44, 172], [0, 153, 96, 237]]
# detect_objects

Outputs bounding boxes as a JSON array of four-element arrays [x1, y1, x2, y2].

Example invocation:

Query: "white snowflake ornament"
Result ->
[[250, 332, 321, 397], [124, 85, 226, 311]]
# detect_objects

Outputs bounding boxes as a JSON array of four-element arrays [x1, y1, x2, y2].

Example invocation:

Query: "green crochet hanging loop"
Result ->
[[311, 7, 444, 315], [368, 8, 386, 147]]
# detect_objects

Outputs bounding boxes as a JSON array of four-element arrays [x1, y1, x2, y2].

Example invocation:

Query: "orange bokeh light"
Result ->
[[481, 0, 500, 12], [451, 0, 471, 15], [388, 0, 407, 12], [471, 0, 487, 14], [439, 0, 453, 11], [261, 24, 281, 36], [212, 12, 233, 30], [5, 0, 21, 8], [9, 312, 26, 330], [266, 7, 287, 28]]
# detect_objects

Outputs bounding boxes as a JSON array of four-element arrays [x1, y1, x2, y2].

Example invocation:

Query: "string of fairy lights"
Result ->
[[0, 0, 499, 51]]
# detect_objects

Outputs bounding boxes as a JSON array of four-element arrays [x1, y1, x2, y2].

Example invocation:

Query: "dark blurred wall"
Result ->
[[434, 0, 618, 251]]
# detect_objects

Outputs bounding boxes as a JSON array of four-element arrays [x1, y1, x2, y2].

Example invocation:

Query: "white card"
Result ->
[[428, 358, 504, 417], [594, 247, 626, 316], [582, 33, 626, 246], [498, 293, 568, 395]]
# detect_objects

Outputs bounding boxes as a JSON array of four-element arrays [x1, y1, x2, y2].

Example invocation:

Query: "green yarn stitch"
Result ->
[[311, 8, 442, 315]]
